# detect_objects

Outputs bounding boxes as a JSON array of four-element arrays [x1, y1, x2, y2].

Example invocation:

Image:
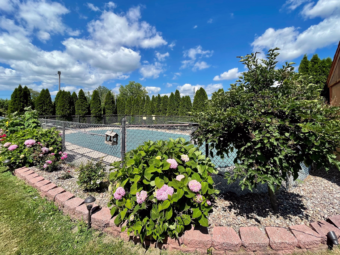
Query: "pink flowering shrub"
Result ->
[[8, 145, 18, 151], [24, 139, 36, 147], [4, 142, 11, 147], [76, 160, 107, 191], [109, 138, 218, 243]]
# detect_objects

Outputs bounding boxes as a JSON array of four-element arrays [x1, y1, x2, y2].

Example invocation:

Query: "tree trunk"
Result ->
[[268, 186, 279, 212]]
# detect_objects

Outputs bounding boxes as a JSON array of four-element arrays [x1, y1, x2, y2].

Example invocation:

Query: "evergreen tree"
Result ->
[[133, 97, 141, 115], [161, 95, 169, 115], [103, 92, 115, 115], [23, 86, 33, 109], [150, 95, 156, 115], [193, 87, 208, 112], [56, 91, 72, 118], [71, 92, 78, 115], [125, 97, 133, 115], [212, 88, 224, 102], [9, 85, 25, 114], [145, 96, 151, 115], [45, 89, 54, 115], [140, 97, 146, 115], [155, 94, 162, 115], [298, 54, 310, 74], [179, 96, 192, 116], [167, 92, 175, 116], [76, 89, 89, 116], [9, 88, 18, 114], [90, 90, 102, 118], [54, 90, 62, 113], [174, 90, 181, 116], [117, 96, 125, 115], [36, 89, 53, 116]]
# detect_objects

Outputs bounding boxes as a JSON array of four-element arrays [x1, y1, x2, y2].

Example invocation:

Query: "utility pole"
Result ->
[[58, 71, 61, 91]]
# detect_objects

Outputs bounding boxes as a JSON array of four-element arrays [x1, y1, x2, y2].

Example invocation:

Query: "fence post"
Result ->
[[62, 122, 66, 151], [121, 117, 126, 166], [205, 140, 209, 158]]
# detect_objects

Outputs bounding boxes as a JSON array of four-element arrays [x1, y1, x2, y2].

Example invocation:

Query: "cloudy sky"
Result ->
[[0, 0, 339, 99]]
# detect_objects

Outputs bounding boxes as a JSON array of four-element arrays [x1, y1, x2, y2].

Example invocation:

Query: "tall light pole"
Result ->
[[57, 71, 61, 91]]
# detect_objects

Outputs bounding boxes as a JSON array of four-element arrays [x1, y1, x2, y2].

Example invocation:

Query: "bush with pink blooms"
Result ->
[[76, 160, 107, 191], [109, 138, 218, 243]]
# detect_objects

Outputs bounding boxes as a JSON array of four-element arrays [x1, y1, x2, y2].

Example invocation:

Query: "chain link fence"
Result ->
[[39, 117, 236, 170]]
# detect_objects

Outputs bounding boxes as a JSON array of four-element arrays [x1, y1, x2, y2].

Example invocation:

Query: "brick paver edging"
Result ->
[[14, 167, 333, 254]]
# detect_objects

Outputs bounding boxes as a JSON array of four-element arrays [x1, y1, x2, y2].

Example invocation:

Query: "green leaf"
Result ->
[[155, 177, 164, 189], [161, 200, 170, 211], [151, 206, 159, 220], [110, 206, 117, 216], [199, 215, 209, 227], [165, 207, 173, 220], [120, 208, 128, 220], [201, 182, 208, 194], [192, 208, 202, 219], [126, 159, 135, 167], [114, 214, 122, 226], [125, 199, 133, 209], [181, 214, 191, 225]]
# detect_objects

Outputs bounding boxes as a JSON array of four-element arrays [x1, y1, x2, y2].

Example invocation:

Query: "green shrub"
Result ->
[[108, 138, 218, 243], [0, 127, 62, 170], [77, 160, 107, 191]]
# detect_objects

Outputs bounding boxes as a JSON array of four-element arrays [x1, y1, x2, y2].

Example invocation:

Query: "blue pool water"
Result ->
[[65, 128, 236, 168]]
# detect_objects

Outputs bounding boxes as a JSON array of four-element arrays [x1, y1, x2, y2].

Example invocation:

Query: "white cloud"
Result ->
[[172, 72, 181, 80], [193, 61, 210, 71], [301, 0, 340, 19], [155, 51, 169, 61], [146, 86, 161, 94], [283, 0, 310, 11], [87, 3, 100, 12], [50, 86, 78, 95], [193, 25, 197, 29], [168, 41, 176, 50], [251, 15, 340, 61], [207, 18, 213, 23], [205, 83, 223, 95], [181, 46, 213, 70], [139, 62, 164, 79], [105, 2, 116, 9], [166, 83, 173, 87], [213, 68, 242, 81], [0, 2, 166, 91]]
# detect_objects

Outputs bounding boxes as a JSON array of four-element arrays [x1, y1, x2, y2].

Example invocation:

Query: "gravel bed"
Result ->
[[31, 163, 340, 232], [209, 166, 340, 232], [31, 164, 112, 208]]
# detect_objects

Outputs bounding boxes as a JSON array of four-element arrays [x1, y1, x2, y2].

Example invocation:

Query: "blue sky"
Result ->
[[0, 0, 339, 99]]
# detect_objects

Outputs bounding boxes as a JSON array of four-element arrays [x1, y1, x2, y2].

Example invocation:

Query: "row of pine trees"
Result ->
[[8, 85, 209, 118]]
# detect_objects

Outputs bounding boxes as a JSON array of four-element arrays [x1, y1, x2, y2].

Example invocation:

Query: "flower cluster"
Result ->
[[176, 175, 185, 181], [155, 184, 174, 201], [24, 139, 36, 147], [136, 190, 148, 204], [4, 142, 11, 147], [166, 158, 178, 169], [41, 147, 49, 154], [188, 180, 201, 192], [181, 154, 189, 162], [194, 194, 203, 203], [114, 187, 126, 200], [61, 152, 68, 160], [8, 145, 18, 151]]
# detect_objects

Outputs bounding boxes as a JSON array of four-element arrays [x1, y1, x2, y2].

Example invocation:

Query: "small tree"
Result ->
[[161, 95, 169, 115], [174, 90, 181, 116], [23, 86, 33, 109], [145, 95, 151, 115], [125, 97, 133, 115], [91, 90, 102, 121], [150, 95, 156, 115], [117, 96, 125, 115], [71, 92, 78, 115], [298, 54, 310, 74], [179, 96, 192, 116], [192, 48, 340, 211], [76, 89, 89, 118], [167, 92, 175, 116], [139, 97, 146, 115], [104, 92, 116, 115], [193, 88, 208, 112], [57, 91, 72, 119]]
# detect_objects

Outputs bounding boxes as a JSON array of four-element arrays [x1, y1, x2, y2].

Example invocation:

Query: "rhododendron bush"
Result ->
[[108, 138, 219, 243]]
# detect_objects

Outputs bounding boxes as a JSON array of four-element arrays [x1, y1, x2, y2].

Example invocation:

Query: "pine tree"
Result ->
[[193, 87, 208, 112], [36, 89, 53, 116], [145, 96, 151, 115], [54, 90, 62, 114], [174, 90, 181, 116], [298, 55, 310, 74], [71, 92, 78, 115], [161, 95, 169, 115], [150, 95, 156, 115], [56, 91, 72, 118], [139, 97, 146, 115], [154, 94, 162, 115], [179, 96, 192, 116], [125, 97, 133, 115], [117, 96, 125, 115], [133, 97, 141, 115], [90, 90, 102, 118], [22, 86, 33, 109], [104, 92, 115, 115], [76, 89, 89, 116], [9, 88, 18, 114], [167, 92, 175, 116]]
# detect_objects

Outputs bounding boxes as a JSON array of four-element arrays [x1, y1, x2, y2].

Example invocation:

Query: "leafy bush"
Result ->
[[0, 107, 40, 135], [0, 127, 63, 170], [192, 48, 340, 211], [109, 138, 218, 243], [77, 160, 107, 190]]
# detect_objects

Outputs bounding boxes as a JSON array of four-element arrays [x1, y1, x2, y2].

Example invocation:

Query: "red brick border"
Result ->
[[13, 167, 333, 254]]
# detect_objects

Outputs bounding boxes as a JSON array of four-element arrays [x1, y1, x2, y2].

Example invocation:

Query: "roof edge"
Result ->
[[327, 41, 340, 87]]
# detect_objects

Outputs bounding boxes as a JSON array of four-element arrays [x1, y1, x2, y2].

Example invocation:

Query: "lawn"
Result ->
[[0, 167, 177, 255]]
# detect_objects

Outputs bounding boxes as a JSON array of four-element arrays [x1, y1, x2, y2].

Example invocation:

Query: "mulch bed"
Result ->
[[31, 164, 340, 233]]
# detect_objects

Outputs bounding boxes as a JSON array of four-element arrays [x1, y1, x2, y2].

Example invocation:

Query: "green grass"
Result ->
[[0, 168, 180, 255]]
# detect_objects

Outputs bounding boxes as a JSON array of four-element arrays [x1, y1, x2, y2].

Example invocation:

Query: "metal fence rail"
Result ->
[[39, 117, 236, 170]]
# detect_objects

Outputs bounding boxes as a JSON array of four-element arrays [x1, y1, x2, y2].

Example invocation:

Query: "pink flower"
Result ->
[[166, 159, 178, 169], [207, 200, 211, 206], [41, 147, 49, 153], [61, 156, 65, 160], [46, 160, 52, 164], [50, 153, 55, 156], [37, 142, 41, 145], [4, 142, 11, 147], [59, 151, 62, 155], [39, 154, 43, 157], [8, 145, 18, 151], [181, 154, 189, 162], [176, 175, 185, 182], [155, 184, 174, 201], [114, 187, 125, 200], [188, 180, 201, 192], [43, 164, 48, 169], [136, 190, 148, 204], [63, 153, 68, 156], [24, 139, 36, 146], [194, 194, 203, 203]]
